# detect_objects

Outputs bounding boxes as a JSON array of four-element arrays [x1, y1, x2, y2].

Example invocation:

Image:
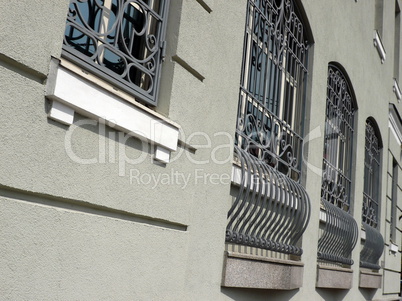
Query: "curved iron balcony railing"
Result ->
[[226, 145, 311, 256], [317, 200, 358, 265], [360, 222, 384, 270]]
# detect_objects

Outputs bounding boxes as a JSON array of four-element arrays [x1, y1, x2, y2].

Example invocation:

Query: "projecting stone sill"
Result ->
[[316, 264, 353, 289], [359, 269, 382, 289], [221, 251, 303, 290]]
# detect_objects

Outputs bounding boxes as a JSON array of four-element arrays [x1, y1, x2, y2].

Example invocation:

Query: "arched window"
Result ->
[[317, 64, 358, 266], [362, 119, 382, 227], [321, 64, 356, 212], [235, 0, 310, 182], [226, 0, 312, 257], [360, 118, 384, 270]]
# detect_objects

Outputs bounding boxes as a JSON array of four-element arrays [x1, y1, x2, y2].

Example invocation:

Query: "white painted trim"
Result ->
[[57, 58, 179, 128], [373, 30, 386, 63], [361, 228, 366, 241], [231, 165, 242, 186], [389, 243, 398, 254], [48, 100, 75, 125], [389, 120, 401, 145], [389, 107, 402, 145], [46, 60, 180, 160], [230, 164, 268, 195], [154, 146, 170, 164], [393, 79, 402, 101], [319, 209, 327, 223]]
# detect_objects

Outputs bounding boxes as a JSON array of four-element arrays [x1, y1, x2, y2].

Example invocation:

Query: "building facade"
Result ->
[[1, 0, 402, 300]]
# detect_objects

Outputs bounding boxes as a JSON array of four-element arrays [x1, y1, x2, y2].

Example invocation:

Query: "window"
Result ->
[[373, 0, 386, 63], [375, 0, 384, 36], [393, 0, 402, 100], [235, 0, 309, 182], [360, 118, 384, 270], [46, 0, 179, 164], [394, 0, 401, 81], [226, 0, 311, 258], [362, 120, 381, 228], [317, 64, 358, 266], [390, 159, 398, 242], [321, 64, 356, 213], [62, 0, 169, 106]]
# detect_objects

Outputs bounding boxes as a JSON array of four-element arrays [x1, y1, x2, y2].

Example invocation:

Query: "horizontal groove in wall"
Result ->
[[196, 0, 212, 13], [0, 53, 46, 84], [0, 185, 187, 232], [172, 55, 205, 82]]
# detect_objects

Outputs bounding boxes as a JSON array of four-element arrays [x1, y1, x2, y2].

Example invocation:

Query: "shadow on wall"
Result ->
[[358, 288, 377, 301], [316, 288, 349, 301], [221, 287, 298, 301]]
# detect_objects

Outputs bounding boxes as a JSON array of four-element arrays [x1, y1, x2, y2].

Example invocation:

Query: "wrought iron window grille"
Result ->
[[235, 0, 309, 182], [362, 120, 381, 228], [317, 64, 359, 266], [320, 65, 355, 213], [62, 0, 169, 106], [227, 0, 311, 257], [360, 119, 384, 270]]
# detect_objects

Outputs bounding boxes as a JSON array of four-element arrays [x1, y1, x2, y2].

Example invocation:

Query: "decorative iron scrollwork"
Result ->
[[321, 64, 355, 212], [228, 0, 310, 256], [362, 120, 381, 228], [318, 64, 357, 265], [63, 0, 168, 105], [360, 120, 383, 270], [236, 0, 309, 181]]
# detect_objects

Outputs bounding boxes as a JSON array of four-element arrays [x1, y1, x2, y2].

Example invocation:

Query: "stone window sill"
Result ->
[[316, 264, 353, 289], [45, 58, 180, 164], [359, 269, 382, 289], [221, 251, 304, 290]]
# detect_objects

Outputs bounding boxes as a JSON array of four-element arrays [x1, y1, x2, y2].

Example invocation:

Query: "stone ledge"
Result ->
[[359, 269, 382, 289], [316, 264, 353, 289], [221, 252, 303, 290]]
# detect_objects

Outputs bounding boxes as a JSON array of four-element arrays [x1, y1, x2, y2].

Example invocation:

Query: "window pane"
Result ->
[[236, 0, 309, 182], [62, 0, 168, 106], [362, 120, 381, 228], [320, 65, 356, 212]]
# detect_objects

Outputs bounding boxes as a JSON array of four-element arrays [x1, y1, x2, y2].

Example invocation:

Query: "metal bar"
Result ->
[[317, 200, 358, 265], [360, 222, 384, 270], [226, 145, 311, 256], [228, 0, 310, 256], [62, 0, 168, 106]]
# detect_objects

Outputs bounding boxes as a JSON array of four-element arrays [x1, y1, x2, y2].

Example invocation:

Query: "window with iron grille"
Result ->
[[362, 119, 381, 228], [226, 0, 311, 257], [320, 64, 356, 213], [62, 0, 169, 106], [317, 64, 358, 266], [360, 119, 384, 270], [235, 0, 309, 182]]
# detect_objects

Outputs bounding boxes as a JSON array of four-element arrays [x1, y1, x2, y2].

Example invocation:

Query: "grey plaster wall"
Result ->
[[1, 0, 401, 300], [0, 0, 245, 300]]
